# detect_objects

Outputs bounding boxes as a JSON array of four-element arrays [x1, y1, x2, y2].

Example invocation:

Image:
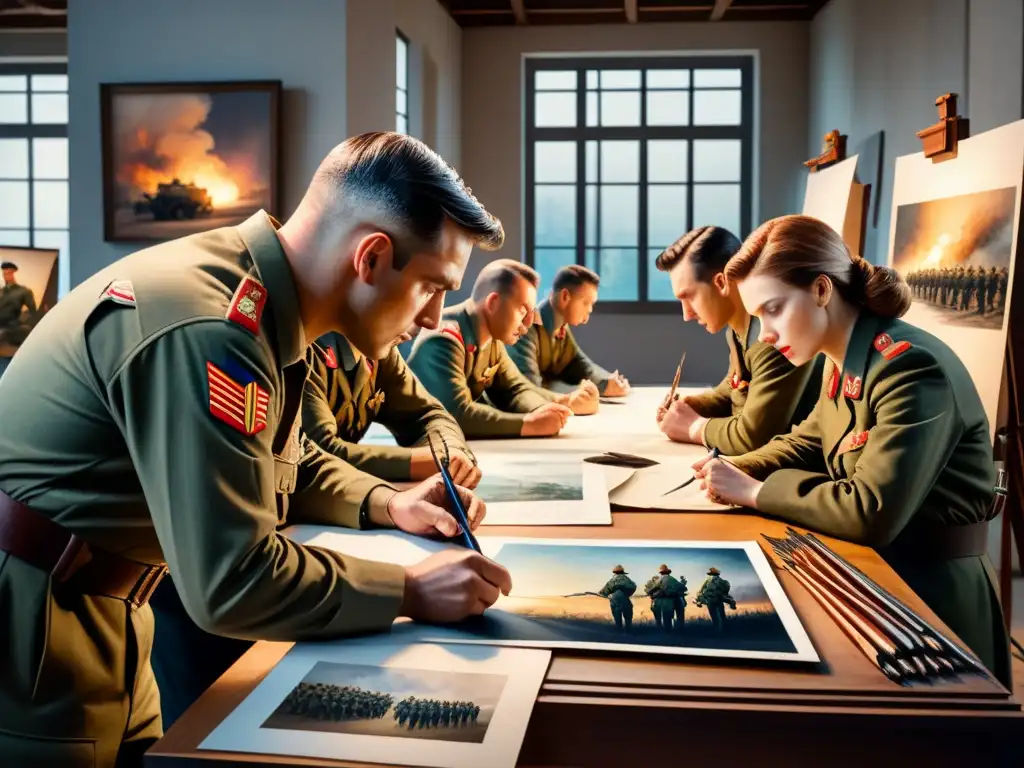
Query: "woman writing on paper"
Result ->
[[694, 214, 1010, 685]]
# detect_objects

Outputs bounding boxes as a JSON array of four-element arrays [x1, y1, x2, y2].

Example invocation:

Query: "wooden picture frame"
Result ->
[[0, 245, 59, 359], [100, 79, 281, 243]]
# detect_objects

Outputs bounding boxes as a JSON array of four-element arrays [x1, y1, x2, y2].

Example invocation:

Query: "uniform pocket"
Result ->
[[273, 456, 298, 495], [0, 728, 96, 767]]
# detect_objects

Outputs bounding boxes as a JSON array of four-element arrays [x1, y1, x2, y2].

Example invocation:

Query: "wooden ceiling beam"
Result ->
[[511, 0, 528, 25], [625, 0, 638, 24], [710, 0, 734, 21]]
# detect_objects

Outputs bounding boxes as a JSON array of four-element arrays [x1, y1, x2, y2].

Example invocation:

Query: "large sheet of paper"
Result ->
[[802, 154, 860, 243], [199, 637, 550, 768], [296, 529, 819, 665], [609, 460, 734, 511], [886, 118, 1024, 438]]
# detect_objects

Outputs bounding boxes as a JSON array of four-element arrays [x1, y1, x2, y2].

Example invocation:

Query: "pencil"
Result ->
[[428, 433, 482, 554]]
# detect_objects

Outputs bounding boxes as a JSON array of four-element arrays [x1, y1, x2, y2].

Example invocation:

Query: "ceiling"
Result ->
[[0, 0, 831, 32], [0, 0, 66, 30], [440, 0, 833, 27]]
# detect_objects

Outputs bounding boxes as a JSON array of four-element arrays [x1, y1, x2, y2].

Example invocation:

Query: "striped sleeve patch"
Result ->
[[207, 361, 269, 435]]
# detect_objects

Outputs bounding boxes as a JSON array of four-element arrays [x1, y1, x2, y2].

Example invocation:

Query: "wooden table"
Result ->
[[146, 388, 1024, 766]]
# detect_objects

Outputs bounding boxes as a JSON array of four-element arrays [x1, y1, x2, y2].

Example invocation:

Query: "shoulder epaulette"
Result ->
[[439, 321, 463, 345], [872, 332, 912, 360], [100, 279, 136, 307], [226, 275, 267, 335]]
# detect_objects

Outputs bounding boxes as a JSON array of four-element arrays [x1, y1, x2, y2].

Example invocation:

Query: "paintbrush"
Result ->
[[663, 350, 686, 408], [428, 432, 482, 554]]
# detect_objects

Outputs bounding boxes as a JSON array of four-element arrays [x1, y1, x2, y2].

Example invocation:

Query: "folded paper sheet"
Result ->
[[609, 461, 735, 511]]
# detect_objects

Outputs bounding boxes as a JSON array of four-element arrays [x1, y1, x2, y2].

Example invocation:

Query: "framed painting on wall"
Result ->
[[0, 245, 59, 358], [100, 79, 281, 243]]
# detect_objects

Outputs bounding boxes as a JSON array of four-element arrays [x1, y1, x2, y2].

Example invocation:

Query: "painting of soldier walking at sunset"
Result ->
[[423, 538, 819, 663], [100, 80, 280, 242]]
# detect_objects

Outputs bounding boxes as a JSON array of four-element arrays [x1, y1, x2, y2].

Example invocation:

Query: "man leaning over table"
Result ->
[[654, 225, 823, 454], [0, 131, 512, 765]]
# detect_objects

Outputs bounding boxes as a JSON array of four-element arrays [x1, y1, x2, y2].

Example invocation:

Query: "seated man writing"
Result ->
[[304, 330, 482, 488], [654, 226, 822, 454], [506, 264, 630, 397], [407, 259, 582, 438]]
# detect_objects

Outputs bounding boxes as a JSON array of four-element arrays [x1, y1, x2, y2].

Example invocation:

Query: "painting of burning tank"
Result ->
[[100, 80, 280, 242]]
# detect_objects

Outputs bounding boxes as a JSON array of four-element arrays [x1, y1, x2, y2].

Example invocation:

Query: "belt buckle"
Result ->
[[128, 564, 168, 607]]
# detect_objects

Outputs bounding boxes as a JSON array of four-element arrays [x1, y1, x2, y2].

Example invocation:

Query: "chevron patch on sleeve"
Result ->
[[207, 361, 269, 435]]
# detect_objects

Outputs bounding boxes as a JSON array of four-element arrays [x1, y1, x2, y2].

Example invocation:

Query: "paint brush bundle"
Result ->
[[762, 528, 990, 685]]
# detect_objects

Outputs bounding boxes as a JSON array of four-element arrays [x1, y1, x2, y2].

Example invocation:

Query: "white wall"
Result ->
[[459, 21, 811, 386]]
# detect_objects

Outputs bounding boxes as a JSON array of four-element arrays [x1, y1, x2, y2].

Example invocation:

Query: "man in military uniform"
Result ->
[[506, 264, 630, 398], [407, 259, 581, 438], [598, 564, 637, 632], [653, 227, 823, 454], [303, 330, 480, 487], [694, 567, 736, 633], [647, 564, 685, 632], [0, 132, 516, 766], [0, 261, 37, 345]]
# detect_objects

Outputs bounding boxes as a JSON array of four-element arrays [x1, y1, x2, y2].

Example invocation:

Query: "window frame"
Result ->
[[524, 55, 755, 314], [0, 61, 69, 296], [396, 29, 410, 134]]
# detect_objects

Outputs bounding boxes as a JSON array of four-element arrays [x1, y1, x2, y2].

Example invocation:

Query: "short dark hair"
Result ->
[[471, 258, 539, 301], [312, 132, 505, 267], [1, 262, 17, 271], [655, 226, 742, 283], [551, 264, 600, 294]]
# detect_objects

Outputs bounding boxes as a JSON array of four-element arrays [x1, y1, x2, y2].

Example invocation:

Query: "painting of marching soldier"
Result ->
[[0, 246, 58, 358], [263, 661, 500, 744], [100, 80, 280, 242], [893, 186, 1015, 331], [199, 642, 550, 768], [423, 538, 818, 663]]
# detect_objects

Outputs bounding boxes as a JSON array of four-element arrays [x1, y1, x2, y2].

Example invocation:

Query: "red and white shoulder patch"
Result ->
[[101, 279, 136, 307], [873, 332, 912, 360], [323, 346, 339, 369], [207, 362, 269, 436], [843, 374, 863, 400], [226, 276, 268, 335]]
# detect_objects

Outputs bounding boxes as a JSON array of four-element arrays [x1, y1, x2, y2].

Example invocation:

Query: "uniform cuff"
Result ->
[[320, 552, 406, 634]]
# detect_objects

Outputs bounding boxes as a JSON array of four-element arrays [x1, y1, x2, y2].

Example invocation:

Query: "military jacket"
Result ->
[[0, 211, 406, 641], [406, 301, 556, 438], [0, 282, 36, 325], [599, 574, 637, 607], [506, 298, 613, 394], [696, 575, 733, 605], [685, 315, 822, 455], [303, 332, 471, 480], [728, 312, 1012, 681]]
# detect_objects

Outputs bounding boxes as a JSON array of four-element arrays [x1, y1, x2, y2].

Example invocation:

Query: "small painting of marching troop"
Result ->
[[262, 662, 502, 744], [893, 186, 1016, 331], [432, 539, 819, 663]]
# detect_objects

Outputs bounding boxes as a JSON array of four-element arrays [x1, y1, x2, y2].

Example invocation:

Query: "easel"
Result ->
[[915, 93, 1024, 629], [803, 128, 870, 260]]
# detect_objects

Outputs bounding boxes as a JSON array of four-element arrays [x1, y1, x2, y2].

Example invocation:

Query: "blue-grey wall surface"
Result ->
[[67, 0, 348, 287]]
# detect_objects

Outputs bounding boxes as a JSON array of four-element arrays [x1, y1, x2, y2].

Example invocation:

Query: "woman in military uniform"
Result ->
[[694, 214, 1011, 685]]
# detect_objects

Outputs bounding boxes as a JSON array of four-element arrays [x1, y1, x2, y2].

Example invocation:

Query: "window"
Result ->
[[0, 63, 69, 299], [396, 30, 409, 134], [525, 56, 754, 309]]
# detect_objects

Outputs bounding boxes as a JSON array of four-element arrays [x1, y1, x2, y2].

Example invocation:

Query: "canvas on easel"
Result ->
[[885, 117, 1024, 442], [802, 154, 868, 257]]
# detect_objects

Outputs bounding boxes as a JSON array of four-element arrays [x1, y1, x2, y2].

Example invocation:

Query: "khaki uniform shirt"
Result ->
[[505, 298, 613, 394], [0, 281, 36, 326], [303, 332, 471, 480], [406, 301, 555, 438], [686, 315, 822, 455]]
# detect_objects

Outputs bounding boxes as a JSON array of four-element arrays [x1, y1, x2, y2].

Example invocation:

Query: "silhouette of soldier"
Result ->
[[599, 565, 637, 633], [695, 567, 736, 634]]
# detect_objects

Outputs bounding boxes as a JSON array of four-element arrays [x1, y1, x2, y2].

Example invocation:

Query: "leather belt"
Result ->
[[887, 520, 991, 560], [0, 489, 166, 607]]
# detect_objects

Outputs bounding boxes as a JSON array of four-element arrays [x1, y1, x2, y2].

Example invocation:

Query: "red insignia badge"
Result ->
[[838, 429, 869, 455], [207, 362, 269, 435], [827, 368, 839, 399], [366, 358, 376, 374], [843, 374, 862, 399], [881, 340, 912, 360], [851, 430, 869, 448], [440, 327, 464, 345], [730, 372, 740, 389], [466, 344, 477, 354], [554, 326, 567, 341], [226, 276, 267, 335], [102, 279, 136, 306], [323, 347, 338, 369], [873, 333, 893, 352]]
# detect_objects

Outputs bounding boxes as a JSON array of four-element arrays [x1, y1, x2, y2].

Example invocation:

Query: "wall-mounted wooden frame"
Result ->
[[100, 79, 281, 243]]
